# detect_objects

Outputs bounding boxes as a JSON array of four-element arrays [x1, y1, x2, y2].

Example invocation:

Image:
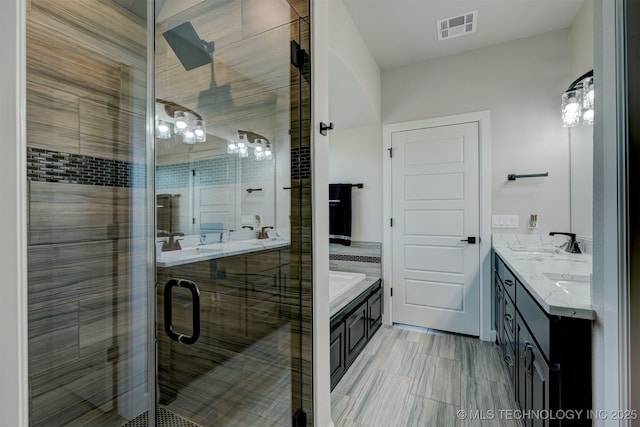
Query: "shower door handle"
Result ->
[[164, 279, 201, 345]]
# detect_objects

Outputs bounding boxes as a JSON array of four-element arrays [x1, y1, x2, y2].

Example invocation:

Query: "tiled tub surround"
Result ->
[[329, 241, 382, 278], [492, 233, 594, 319], [329, 272, 380, 317]]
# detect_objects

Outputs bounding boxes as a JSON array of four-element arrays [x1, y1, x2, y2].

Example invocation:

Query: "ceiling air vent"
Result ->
[[437, 10, 478, 41]]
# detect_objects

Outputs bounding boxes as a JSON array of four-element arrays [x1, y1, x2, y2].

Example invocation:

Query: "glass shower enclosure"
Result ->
[[25, 0, 312, 425]]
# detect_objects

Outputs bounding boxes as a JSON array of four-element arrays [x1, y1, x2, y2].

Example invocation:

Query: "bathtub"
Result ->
[[330, 271, 366, 299], [329, 271, 370, 316]]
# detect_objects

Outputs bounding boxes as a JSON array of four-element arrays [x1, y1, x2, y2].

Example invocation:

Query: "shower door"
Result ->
[[154, 0, 311, 426], [25, 0, 311, 425]]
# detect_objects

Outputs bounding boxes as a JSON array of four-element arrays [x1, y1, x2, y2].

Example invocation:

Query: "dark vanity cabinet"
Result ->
[[330, 280, 382, 390], [494, 253, 592, 426], [517, 313, 550, 427]]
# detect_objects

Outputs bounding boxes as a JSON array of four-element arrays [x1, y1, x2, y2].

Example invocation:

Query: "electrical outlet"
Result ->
[[492, 215, 519, 228]]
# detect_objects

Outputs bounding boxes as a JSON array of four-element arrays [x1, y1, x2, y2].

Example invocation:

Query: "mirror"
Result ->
[[154, 7, 294, 248], [569, 125, 593, 238]]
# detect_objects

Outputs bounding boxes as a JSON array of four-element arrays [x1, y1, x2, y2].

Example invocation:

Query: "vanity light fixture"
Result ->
[[561, 70, 594, 127], [228, 130, 273, 161], [155, 99, 207, 144]]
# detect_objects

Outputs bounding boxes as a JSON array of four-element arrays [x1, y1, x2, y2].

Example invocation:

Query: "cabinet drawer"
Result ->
[[495, 255, 516, 302], [516, 281, 550, 361]]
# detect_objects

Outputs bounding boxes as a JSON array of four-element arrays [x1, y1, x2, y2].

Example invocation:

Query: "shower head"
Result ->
[[162, 22, 214, 71]]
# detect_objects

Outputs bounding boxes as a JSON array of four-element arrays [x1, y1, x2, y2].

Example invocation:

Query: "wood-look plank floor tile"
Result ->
[[344, 369, 412, 427], [461, 341, 510, 384], [332, 324, 519, 427], [410, 355, 462, 406], [401, 395, 461, 427]]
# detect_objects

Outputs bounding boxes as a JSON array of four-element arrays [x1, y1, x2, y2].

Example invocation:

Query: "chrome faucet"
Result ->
[[162, 232, 184, 251], [257, 226, 274, 239]]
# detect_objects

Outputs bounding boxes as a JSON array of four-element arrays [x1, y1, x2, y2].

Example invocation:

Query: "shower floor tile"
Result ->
[[122, 407, 201, 427]]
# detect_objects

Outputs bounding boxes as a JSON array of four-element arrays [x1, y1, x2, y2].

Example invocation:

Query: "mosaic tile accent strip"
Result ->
[[156, 156, 274, 190], [122, 407, 201, 427], [27, 147, 146, 188], [329, 254, 381, 264], [291, 146, 311, 180]]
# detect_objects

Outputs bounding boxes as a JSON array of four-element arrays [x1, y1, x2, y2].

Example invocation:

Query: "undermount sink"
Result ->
[[509, 246, 561, 254], [543, 272, 591, 284], [161, 247, 222, 257]]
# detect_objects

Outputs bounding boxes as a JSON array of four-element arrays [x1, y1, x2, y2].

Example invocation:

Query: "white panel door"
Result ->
[[193, 184, 237, 234], [391, 122, 480, 335]]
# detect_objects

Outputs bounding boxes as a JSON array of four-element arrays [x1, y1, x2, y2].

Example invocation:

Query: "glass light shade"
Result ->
[[183, 129, 196, 144], [174, 111, 188, 134], [582, 108, 594, 125], [239, 146, 249, 158], [254, 147, 264, 161], [227, 140, 238, 154], [194, 120, 206, 143], [264, 144, 272, 160], [156, 120, 171, 139], [561, 90, 582, 127], [582, 76, 595, 108]]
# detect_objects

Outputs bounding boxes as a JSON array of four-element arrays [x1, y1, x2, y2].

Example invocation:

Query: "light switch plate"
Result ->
[[492, 214, 519, 228]]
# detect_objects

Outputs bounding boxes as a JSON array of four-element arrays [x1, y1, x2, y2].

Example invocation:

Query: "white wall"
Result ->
[[570, 0, 595, 75], [327, 0, 382, 243], [0, 0, 28, 425], [382, 30, 571, 234], [328, 125, 383, 242], [568, 0, 594, 238], [593, 0, 626, 424], [327, 0, 380, 130], [312, 0, 333, 425]]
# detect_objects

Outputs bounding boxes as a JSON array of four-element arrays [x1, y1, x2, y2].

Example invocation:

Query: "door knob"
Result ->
[[460, 236, 477, 244]]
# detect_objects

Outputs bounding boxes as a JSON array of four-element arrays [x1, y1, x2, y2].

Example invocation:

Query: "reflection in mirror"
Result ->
[[569, 125, 593, 238], [155, 9, 292, 251]]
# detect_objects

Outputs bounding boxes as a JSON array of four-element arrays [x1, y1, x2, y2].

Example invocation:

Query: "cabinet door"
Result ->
[[345, 301, 368, 367], [517, 314, 551, 427], [367, 286, 383, 338], [330, 323, 346, 390], [494, 278, 504, 344], [530, 341, 550, 427], [517, 314, 528, 416]]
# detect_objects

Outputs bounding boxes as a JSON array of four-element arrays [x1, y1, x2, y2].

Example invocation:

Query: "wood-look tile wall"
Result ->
[[26, 1, 150, 425]]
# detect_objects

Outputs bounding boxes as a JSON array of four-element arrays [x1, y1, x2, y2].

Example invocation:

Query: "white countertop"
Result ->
[[157, 238, 290, 267], [330, 276, 380, 318], [492, 234, 594, 320]]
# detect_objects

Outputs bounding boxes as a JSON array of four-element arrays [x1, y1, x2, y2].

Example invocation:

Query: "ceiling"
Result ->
[[341, 0, 585, 70]]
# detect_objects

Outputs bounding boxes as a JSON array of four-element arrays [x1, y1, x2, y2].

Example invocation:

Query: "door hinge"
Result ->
[[388, 147, 393, 158], [192, 169, 196, 176], [290, 40, 307, 69], [192, 218, 196, 225], [390, 218, 394, 227], [390, 288, 393, 297]]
